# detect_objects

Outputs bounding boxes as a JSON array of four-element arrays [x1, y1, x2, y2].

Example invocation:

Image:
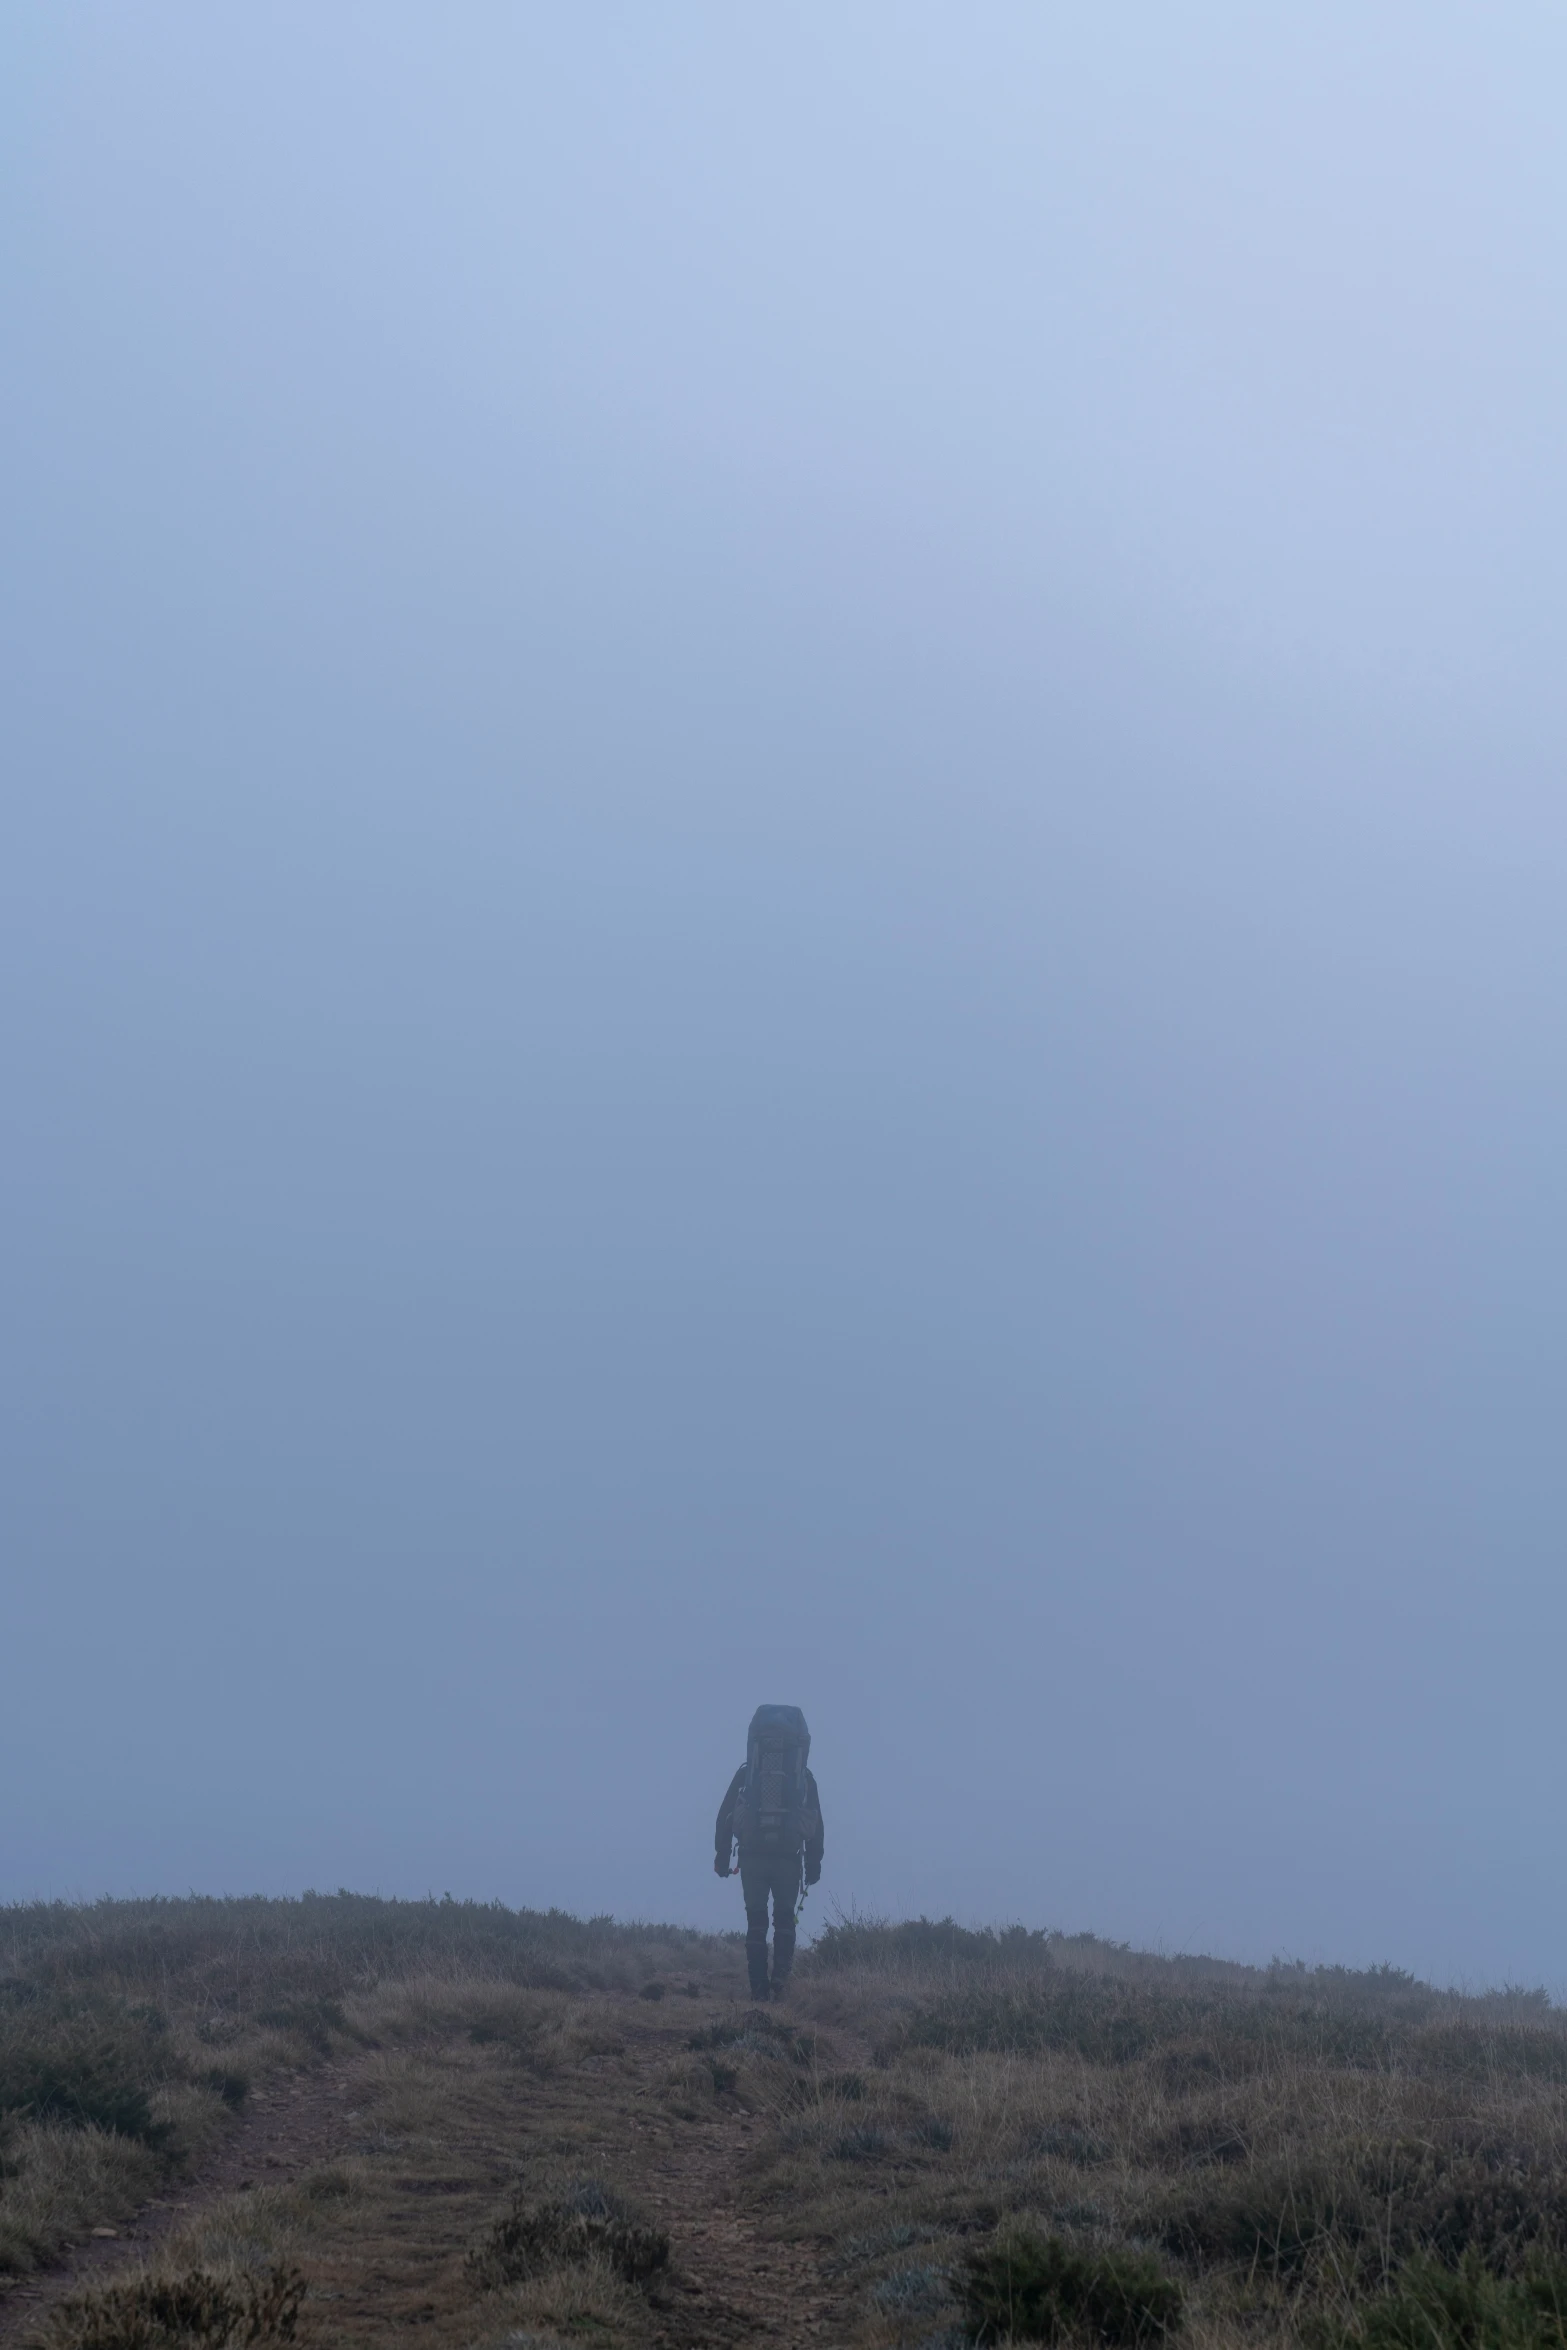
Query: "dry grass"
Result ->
[[475, 2249, 649, 2342], [0, 2125, 162, 2281], [758, 1919, 1567, 2347], [6, 1899, 1567, 2349], [0, 1897, 719, 2268]]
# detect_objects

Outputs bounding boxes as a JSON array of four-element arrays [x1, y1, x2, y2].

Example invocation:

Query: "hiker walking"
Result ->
[[714, 1705, 824, 2001]]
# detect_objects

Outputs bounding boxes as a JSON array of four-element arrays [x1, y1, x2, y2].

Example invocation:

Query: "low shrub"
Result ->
[[873, 2262, 951, 2313], [961, 2228, 1183, 2346], [0, 2023, 169, 2147], [1411, 2029, 1567, 2087], [901, 1981, 1172, 2066], [39, 2264, 304, 2350], [465, 2191, 668, 2290], [1316, 2255, 1567, 2350], [1164, 2142, 1567, 2288], [1381, 2148, 1567, 2277], [687, 2012, 810, 2063], [898, 1976, 1414, 2073], [810, 1915, 1057, 1976], [0, 1893, 715, 2010], [252, 1998, 352, 2056], [1159, 2156, 1365, 2276]]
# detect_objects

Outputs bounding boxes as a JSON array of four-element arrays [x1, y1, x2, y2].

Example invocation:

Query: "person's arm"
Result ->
[[714, 1766, 744, 1873], [803, 1769, 824, 1885]]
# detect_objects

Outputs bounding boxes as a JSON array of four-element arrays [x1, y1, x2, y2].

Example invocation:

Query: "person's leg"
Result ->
[[769, 1854, 800, 1992], [738, 1857, 771, 1999]]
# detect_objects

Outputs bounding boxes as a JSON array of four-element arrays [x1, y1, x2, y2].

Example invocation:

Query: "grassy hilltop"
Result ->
[[2, 1896, 1566, 2350]]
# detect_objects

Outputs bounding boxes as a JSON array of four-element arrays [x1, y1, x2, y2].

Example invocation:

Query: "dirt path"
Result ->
[[489, 2002, 852, 2346], [0, 2068, 354, 2344], [631, 2056, 838, 2344], [0, 1997, 860, 2349]]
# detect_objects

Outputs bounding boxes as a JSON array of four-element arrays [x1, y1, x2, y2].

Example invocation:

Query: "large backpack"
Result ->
[[733, 1705, 811, 1855]]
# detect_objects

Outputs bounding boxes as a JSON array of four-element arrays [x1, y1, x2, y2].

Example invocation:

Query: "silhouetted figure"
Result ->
[[714, 1705, 824, 1999]]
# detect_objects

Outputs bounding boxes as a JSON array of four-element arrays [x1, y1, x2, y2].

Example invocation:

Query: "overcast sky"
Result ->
[[4, 6, 1566, 1988]]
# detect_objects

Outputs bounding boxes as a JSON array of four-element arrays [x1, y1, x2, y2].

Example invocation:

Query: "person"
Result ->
[[714, 1704, 824, 1999]]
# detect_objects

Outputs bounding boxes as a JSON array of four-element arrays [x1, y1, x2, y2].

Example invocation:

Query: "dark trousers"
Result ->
[[739, 1850, 802, 1995]]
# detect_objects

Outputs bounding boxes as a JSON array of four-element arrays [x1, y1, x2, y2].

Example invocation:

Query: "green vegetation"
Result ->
[[38, 2265, 304, 2350], [465, 2184, 669, 2291], [1315, 2255, 1567, 2350], [0, 2006, 171, 2148], [961, 2229, 1183, 2345]]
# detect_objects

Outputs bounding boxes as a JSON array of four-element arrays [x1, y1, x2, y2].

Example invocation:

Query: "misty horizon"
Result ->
[[4, 7, 1566, 1993]]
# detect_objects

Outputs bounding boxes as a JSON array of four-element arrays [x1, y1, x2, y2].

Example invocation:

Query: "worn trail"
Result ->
[[0, 1995, 857, 2349], [0, 2070, 353, 2344]]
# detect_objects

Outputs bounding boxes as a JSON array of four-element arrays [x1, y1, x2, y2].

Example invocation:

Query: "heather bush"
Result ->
[[961, 2227, 1183, 2346]]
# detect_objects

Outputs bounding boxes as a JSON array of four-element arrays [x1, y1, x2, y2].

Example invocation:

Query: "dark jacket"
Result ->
[[716, 1764, 824, 1884]]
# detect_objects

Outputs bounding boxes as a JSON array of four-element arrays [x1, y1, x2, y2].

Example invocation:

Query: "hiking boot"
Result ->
[[771, 1926, 795, 1997]]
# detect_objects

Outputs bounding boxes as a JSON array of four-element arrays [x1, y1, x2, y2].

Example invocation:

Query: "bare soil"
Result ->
[[0, 1993, 860, 2350]]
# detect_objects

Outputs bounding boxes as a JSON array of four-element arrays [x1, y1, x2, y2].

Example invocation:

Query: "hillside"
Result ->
[[2, 1897, 1565, 2349]]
